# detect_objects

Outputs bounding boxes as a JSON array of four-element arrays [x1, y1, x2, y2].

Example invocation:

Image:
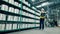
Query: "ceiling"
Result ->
[[25, 0, 60, 10]]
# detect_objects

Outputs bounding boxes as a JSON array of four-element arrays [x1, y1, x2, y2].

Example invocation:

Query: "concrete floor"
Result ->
[[7, 27, 60, 34]]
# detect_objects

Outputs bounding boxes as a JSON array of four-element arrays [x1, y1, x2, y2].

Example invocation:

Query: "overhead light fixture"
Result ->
[[41, 2, 49, 6], [31, 0, 35, 2], [36, 5, 42, 8], [36, 2, 49, 8]]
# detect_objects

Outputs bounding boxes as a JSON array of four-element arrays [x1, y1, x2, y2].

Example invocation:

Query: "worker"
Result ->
[[39, 8, 46, 30], [53, 20, 58, 27]]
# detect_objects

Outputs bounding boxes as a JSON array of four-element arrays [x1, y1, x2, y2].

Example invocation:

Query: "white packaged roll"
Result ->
[[1, 4, 5, 10], [9, 7, 12, 12]]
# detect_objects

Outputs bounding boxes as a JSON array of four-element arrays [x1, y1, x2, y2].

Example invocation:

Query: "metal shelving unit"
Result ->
[[0, 0, 40, 33]]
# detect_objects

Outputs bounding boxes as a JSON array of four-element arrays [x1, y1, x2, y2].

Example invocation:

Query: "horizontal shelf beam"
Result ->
[[0, 20, 40, 24]]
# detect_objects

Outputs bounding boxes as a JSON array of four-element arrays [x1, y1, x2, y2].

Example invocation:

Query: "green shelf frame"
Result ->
[[0, 0, 40, 33]]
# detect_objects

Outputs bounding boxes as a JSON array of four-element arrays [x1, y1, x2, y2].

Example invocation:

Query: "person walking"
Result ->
[[39, 8, 46, 30]]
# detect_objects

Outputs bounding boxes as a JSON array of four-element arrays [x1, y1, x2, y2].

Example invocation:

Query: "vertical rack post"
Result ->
[[19, 0, 23, 29]]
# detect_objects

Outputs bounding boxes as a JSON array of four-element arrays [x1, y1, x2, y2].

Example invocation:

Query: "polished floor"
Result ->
[[7, 27, 60, 34]]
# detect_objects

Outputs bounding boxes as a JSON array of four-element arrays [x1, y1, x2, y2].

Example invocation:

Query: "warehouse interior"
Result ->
[[0, 0, 60, 34]]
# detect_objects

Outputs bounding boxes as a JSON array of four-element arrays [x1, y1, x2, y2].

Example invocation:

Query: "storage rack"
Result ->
[[0, 0, 40, 33]]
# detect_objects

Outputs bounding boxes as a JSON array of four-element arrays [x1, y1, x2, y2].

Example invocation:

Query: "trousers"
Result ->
[[39, 18, 44, 29]]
